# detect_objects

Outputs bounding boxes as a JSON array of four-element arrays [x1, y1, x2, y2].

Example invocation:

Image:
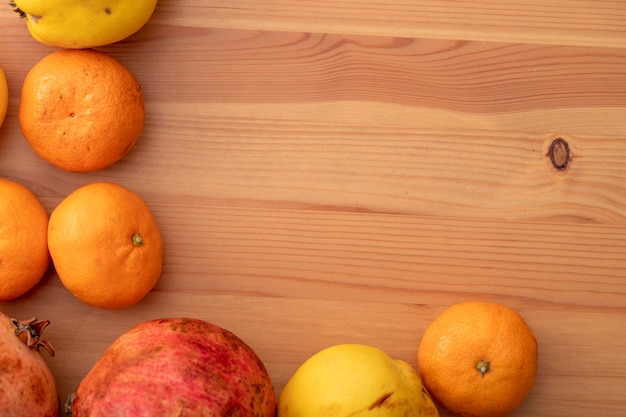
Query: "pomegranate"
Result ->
[[67, 317, 276, 416], [0, 312, 59, 417]]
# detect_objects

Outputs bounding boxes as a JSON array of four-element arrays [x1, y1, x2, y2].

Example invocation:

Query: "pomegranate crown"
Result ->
[[11, 317, 55, 356]]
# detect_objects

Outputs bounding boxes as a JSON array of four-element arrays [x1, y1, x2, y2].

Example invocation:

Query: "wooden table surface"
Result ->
[[1, 2, 625, 416]]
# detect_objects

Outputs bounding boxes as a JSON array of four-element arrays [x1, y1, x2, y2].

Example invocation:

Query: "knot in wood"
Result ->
[[549, 138, 570, 170]]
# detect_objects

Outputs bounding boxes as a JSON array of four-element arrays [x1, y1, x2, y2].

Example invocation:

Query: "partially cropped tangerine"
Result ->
[[18, 49, 145, 172], [417, 301, 538, 417], [0, 64, 7, 129], [0, 177, 50, 301], [48, 182, 163, 309]]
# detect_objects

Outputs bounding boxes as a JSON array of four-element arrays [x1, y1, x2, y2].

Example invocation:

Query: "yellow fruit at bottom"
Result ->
[[0, 178, 50, 301], [11, 0, 157, 48], [0, 65, 7, 128], [278, 344, 439, 417], [48, 182, 163, 309]]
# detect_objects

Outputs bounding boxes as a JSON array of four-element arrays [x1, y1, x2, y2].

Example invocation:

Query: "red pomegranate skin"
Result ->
[[71, 318, 276, 417], [0, 313, 59, 417]]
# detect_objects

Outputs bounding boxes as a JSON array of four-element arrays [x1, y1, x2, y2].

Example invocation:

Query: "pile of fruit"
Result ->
[[0, 2, 539, 417]]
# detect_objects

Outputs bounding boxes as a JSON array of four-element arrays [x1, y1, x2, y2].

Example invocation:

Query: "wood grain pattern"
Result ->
[[1, 1, 625, 416], [160, 0, 626, 47]]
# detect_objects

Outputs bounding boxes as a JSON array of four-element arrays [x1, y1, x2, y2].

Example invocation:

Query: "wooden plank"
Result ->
[[3, 288, 625, 416], [155, 1, 626, 47], [3, 28, 626, 224]]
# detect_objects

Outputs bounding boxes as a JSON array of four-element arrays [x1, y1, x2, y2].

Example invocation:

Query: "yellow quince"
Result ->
[[11, 0, 157, 48], [278, 344, 440, 417]]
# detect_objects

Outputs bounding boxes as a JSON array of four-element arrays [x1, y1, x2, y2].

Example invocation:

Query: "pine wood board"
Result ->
[[1, 2, 625, 416]]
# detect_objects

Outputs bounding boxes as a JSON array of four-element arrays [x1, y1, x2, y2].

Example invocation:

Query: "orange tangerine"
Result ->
[[19, 49, 145, 172], [417, 301, 538, 417], [48, 182, 163, 309], [0, 178, 50, 301]]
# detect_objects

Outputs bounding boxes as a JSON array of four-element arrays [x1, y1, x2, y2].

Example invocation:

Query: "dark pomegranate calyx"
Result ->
[[11, 317, 55, 356]]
